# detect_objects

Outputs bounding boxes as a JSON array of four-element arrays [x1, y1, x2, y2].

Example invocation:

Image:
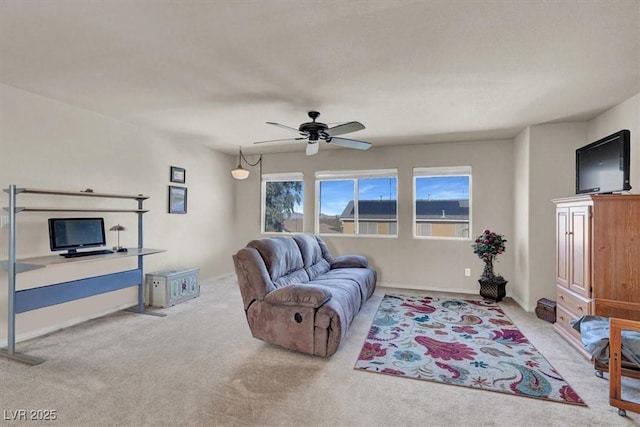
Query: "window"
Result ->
[[261, 173, 304, 233], [413, 166, 471, 239], [315, 169, 397, 236]]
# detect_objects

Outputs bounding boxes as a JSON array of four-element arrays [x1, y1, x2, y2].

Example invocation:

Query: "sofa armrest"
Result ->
[[264, 284, 332, 308], [331, 254, 368, 269]]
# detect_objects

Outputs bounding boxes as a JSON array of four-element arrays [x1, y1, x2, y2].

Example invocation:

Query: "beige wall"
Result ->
[[526, 122, 588, 310], [234, 139, 515, 294], [512, 92, 638, 311], [512, 127, 530, 309], [0, 84, 236, 344]]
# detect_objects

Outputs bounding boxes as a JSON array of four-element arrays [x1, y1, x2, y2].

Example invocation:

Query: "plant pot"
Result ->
[[478, 277, 507, 302]]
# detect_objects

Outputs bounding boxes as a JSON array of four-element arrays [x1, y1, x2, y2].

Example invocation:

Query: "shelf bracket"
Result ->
[[0, 261, 45, 273], [3, 207, 25, 213]]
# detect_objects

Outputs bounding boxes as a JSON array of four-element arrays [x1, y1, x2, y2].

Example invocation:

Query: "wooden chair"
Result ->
[[607, 318, 640, 417]]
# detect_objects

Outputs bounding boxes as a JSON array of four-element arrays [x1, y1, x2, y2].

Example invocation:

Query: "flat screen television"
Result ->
[[48, 217, 106, 255], [576, 129, 631, 195]]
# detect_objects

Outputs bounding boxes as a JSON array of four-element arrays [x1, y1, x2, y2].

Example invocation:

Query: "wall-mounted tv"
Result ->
[[48, 217, 106, 255], [576, 129, 631, 195]]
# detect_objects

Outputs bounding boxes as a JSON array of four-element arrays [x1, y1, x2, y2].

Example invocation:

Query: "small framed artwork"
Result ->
[[168, 186, 187, 214], [170, 166, 186, 183]]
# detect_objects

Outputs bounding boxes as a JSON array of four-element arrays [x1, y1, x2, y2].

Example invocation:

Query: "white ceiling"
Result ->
[[1, 0, 638, 155]]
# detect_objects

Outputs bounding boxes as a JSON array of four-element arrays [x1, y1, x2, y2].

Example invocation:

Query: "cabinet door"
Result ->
[[592, 196, 640, 320], [568, 206, 591, 297], [556, 207, 569, 288]]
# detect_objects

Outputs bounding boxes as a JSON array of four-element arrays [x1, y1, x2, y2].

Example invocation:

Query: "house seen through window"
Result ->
[[316, 169, 397, 236], [413, 166, 471, 239], [262, 173, 304, 233]]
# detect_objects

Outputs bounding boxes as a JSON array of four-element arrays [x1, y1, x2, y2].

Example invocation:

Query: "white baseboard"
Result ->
[[377, 281, 535, 313], [379, 281, 483, 296]]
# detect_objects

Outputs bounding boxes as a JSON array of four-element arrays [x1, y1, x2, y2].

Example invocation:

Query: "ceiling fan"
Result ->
[[254, 111, 372, 155]]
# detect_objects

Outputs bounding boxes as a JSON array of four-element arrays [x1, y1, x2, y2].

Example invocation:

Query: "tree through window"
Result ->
[[262, 173, 303, 233]]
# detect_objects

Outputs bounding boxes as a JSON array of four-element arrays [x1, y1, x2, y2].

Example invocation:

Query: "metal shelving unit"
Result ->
[[1, 185, 165, 365]]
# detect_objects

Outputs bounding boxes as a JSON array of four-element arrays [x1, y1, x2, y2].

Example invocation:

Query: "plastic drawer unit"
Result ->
[[145, 268, 200, 308]]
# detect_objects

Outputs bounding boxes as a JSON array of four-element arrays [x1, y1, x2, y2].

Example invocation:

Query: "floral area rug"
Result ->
[[355, 294, 586, 406]]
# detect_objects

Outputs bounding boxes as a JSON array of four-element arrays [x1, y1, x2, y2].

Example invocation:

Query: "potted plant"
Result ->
[[472, 229, 507, 301]]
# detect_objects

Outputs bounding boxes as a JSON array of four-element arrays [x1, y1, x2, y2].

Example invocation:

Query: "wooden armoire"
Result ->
[[553, 194, 640, 357]]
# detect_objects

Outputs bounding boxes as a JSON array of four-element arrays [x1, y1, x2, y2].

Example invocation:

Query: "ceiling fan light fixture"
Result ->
[[256, 111, 372, 155]]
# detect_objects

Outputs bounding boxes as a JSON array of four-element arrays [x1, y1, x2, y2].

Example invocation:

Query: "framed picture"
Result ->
[[170, 166, 186, 183], [168, 186, 187, 214]]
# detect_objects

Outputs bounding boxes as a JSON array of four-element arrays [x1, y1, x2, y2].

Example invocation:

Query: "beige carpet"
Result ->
[[1, 274, 638, 426]]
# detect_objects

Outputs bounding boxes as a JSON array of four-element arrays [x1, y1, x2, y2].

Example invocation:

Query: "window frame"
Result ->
[[261, 172, 304, 235], [315, 169, 398, 238], [413, 166, 472, 240]]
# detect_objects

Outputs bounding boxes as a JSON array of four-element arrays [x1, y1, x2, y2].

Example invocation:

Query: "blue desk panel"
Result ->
[[15, 269, 142, 313]]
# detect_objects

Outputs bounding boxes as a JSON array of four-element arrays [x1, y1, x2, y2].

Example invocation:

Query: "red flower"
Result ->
[[472, 230, 507, 262], [492, 329, 528, 345], [559, 385, 585, 404], [488, 318, 512, 326], [400, 301, 436, 314], [453, 325, 478, 334], [381, 368, 405, 376], [415, 335, 477, 361], [358, 342, 387, 361]]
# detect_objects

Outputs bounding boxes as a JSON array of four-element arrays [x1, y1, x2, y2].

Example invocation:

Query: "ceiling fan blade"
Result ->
[[306, 141, 320, 156], [326, 121, 365, 137], [254, 137, 305, 145], [266, 122, 302, 134], [328, 137, 372, 150]]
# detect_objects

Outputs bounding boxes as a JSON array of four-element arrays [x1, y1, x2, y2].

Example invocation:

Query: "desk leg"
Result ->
[[124, 302, 167, 318], [124, 248, 166, 317], [0, 348, 45, 365]]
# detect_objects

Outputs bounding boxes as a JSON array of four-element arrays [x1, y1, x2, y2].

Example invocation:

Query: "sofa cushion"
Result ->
[[248, 236, 309, 286], [306, 277, 363, 326], [293, 233, 323, 265], [332, 254, 368, 269], [307, 258, 331, 280], [310, 267, 377, 305], [293, 233, 331, 280]]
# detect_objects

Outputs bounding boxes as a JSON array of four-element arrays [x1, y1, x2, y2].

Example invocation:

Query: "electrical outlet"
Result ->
[[464, 268, 471, 277]]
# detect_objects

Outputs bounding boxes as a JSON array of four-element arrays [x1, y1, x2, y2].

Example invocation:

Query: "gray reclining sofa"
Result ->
[[232, 233, 377, 357]]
